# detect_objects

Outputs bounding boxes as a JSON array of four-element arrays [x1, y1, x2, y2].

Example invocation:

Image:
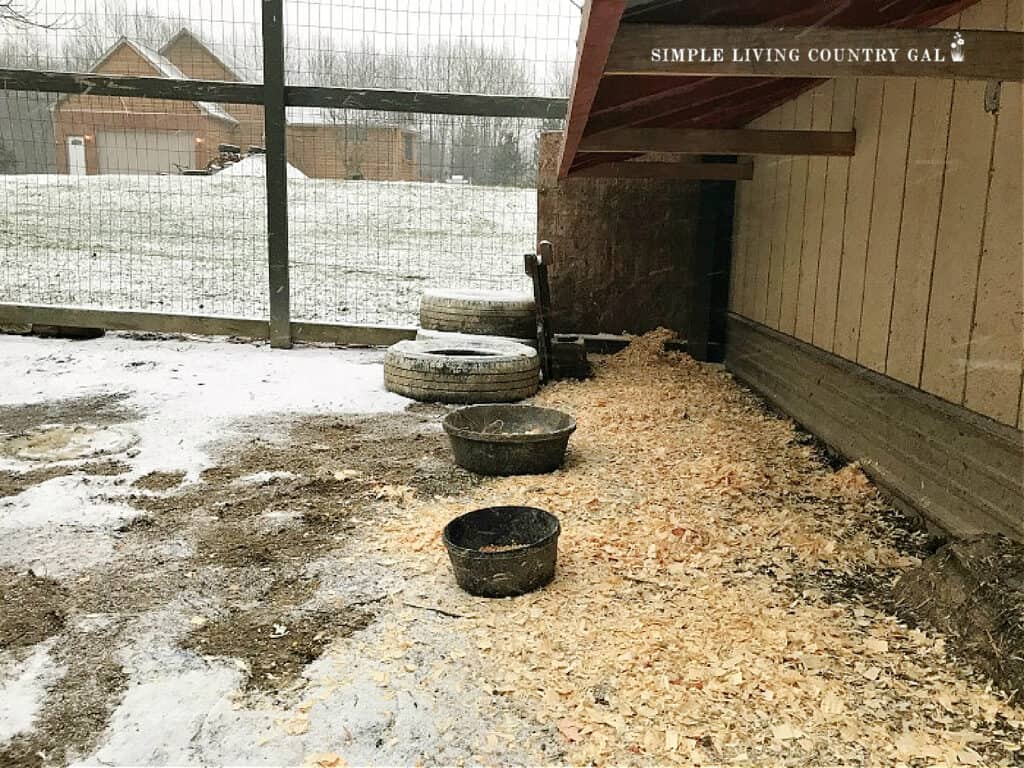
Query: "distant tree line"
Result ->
[[299, 34, 569, 186]]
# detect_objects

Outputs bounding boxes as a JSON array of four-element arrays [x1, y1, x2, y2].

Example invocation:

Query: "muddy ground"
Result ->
[[0, 399, 483, 766]]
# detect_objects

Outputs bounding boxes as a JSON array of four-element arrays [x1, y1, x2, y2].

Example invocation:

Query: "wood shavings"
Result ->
[[278, 713, 309, 736], [370, 329, 1024, 766], [304, 753, 346, 767]]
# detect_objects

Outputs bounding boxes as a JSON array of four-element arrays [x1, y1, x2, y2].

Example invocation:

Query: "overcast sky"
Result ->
[[4, 0, 581, 90]]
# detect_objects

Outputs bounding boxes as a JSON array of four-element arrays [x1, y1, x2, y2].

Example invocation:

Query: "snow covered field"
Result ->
[[0, 174, 535, 327]]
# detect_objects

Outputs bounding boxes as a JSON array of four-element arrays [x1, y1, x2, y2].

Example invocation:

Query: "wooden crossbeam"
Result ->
[[606, 25, 1024, 81], [0, 68, 567, 119], [568, 158, 754, 179], [0, 303, 416, 346], [579, 127, 856, 156]]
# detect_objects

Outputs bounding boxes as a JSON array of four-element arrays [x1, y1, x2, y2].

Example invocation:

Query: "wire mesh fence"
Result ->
[[0, 0, 577, 331]]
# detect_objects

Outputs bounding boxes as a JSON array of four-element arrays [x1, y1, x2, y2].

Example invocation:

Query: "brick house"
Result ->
[[52, 29, 420, 180]]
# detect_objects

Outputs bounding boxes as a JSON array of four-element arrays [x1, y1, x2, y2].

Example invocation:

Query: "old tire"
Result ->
[[384, 339, 539, 403], [419, 289, 536, 340]]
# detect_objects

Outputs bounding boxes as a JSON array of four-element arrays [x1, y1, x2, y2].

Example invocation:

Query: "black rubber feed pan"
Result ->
[[442, 404, 576, 476], [443, 506, 560, 597]]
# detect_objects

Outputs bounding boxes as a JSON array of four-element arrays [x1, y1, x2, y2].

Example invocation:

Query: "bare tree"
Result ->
[[295, 33, 539, 185], [58, 0, 187, 71], [0, 1, 67, 29], [297, 34, 413, 177], [413, 39, 534, 184]]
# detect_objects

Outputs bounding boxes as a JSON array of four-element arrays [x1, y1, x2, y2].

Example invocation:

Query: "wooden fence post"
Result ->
[[262, 0, 291, 348]]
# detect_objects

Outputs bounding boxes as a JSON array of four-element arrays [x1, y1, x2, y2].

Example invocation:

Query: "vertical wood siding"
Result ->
[[729, 0, 1023, 429]]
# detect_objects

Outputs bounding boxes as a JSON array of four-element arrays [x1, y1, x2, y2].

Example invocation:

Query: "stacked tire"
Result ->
[[384, 339, 539, 404], [419, 289, 536, 341]]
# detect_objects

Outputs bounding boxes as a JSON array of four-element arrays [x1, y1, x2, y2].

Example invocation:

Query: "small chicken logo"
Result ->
[[951, 31, 965, 62]]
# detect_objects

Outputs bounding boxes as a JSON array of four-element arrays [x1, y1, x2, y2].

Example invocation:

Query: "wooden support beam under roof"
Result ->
[[579, 127, 856, 156], [568, 158, 754, 179], [585, 76, 818, 137], [606, 25, 1024, 81], [557, 0, 628, 179]]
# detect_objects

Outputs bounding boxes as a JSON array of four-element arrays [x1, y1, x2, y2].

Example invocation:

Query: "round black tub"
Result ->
[[441, 404, 576, 476], [442, 506, 560, 597]]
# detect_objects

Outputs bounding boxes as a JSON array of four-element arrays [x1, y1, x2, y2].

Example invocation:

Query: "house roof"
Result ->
[[118, 37, 238, 125], [56, 35, 238, 126], [159, 28, 245, 83]]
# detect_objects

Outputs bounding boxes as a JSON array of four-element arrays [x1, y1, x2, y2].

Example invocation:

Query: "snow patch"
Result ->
[[0, 475, 141, 576], [0, 642, 65, 744], [215, 154, 306, 179], [0, 334, 410, 478], [77, 665, 243, 767], [0, 475, 137, 529], [233, 470, 299, 486]]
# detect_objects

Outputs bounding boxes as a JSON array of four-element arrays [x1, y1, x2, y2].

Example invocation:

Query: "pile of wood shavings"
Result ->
[[376, 329, 1024, 766]]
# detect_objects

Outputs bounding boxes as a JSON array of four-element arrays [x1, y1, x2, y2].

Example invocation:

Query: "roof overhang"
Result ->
[[558, 0, 1022, 178]]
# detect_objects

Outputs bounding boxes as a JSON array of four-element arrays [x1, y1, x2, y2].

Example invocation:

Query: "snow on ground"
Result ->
[[0, 331, 550, 766], [0, 175, 534, 327], [216, 154, 307, 179], [0, 643, 64, 744], [0, 332, 408, 479], [0, 332, 409, 580], [0, 475, 143, 577]]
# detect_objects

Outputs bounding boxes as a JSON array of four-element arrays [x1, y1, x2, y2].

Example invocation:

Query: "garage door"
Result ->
[[96, 129, 195, 175]]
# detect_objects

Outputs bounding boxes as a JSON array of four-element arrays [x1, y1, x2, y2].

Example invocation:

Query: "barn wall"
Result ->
[[727, 0, 1023, 538], [537, 131, 701, 335]]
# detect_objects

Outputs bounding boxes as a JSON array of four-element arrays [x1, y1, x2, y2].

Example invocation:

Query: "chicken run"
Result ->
[[1, 330, 1021, 766]]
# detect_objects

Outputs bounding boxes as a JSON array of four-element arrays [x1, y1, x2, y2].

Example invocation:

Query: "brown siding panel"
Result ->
[[833, 78, 883, 360], [964, 1, 1024, 424], [766, 101, 796, 329], [750, 114, 778, 324], [729, 177, 750, 315], [857, 78, 915, 373], [779, 92, 812, 336], [795, 80, 833, 342], [812, 78, 856, 352], [920, 0, 1003, 404], [885, 76, 954, 386]]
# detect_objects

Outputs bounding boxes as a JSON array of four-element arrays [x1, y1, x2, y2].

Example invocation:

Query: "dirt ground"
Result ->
[[0, 331, 1022, 767], [1, 405, 483, 766]]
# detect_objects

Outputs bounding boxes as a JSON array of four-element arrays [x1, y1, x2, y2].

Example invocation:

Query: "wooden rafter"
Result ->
[[556, 0, 627, 179], [568, 158, 754, 180], [621, 0, 976, 28], [585, 77, 815, 135], [606, 25, 1024, 81], [579, 127, 856, 156]]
